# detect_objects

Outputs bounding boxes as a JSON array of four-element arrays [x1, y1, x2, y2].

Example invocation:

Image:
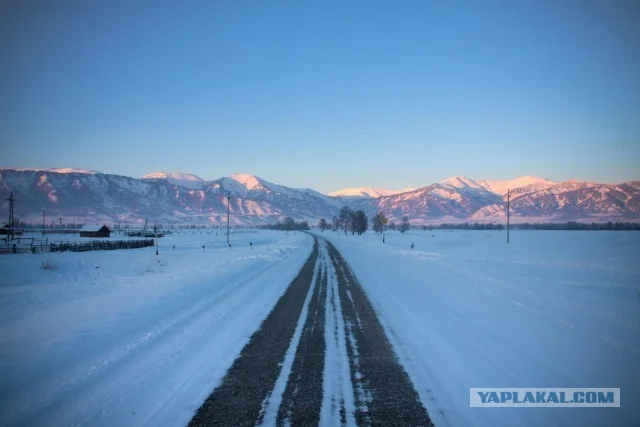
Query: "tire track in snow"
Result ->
[[321, 239, 357, 426], [273, 240, 327, 426], [189, 235, 432, 426], [257, 238, 322, 426], [327, 240, 434, 426], [189, 238, 319, 427]]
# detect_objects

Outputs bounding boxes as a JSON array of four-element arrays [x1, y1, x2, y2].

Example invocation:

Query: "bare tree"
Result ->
[[400, 215, 410, 233], [331, 216, 340, 232], [339, 206, 352, 235]]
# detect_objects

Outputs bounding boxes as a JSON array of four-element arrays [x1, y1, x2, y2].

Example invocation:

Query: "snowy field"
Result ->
[[1, 228, 638, 427], [323, 229, 640, 427], [0, 230, 314, 427]]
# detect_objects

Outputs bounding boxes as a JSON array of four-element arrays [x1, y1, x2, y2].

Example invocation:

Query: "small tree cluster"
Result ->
[[262, 217, 310, 230], [333, 207, 368, 235], [351, 210, 368, 235], [438, 223, 504, 230], [372, 211, 388, 234]]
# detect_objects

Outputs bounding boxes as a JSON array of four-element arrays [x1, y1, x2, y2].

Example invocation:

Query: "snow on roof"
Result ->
[[80, 224, 109, 232]]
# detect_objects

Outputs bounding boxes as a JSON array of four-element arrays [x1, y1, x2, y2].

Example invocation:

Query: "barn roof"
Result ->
[[81, 224, 109, 232]]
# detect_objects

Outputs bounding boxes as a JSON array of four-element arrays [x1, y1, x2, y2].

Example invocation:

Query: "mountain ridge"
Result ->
[[1, 168, 638, 225], [328, 186, 418, 199]]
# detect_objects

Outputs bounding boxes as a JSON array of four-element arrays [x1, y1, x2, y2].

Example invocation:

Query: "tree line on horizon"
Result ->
[[6, 213, 640, 233], [260, 216, 310, 231], [316, 207, 369, 235], [435, 221, 640, 231], [316, 208, 411, 235]]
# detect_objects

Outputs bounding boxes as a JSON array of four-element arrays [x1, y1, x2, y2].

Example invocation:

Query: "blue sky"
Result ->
[[1, 0, 638, 193]]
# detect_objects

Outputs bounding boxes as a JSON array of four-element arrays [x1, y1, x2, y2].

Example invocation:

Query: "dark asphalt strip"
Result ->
[[276, 256, 327, 426], [189, 235, 433, 427], [326, 240, 434, 427], [188, 238, 318, 427]]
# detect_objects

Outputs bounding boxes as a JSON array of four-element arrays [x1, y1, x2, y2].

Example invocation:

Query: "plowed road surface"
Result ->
[[189, 235, 433, 426]]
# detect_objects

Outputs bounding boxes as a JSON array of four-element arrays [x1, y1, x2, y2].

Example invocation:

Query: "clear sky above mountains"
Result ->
[[2, 0, 638, 193]]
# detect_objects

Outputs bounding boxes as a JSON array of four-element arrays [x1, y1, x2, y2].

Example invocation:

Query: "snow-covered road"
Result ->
[[0, 231, 314, 427], [190, 235, 431, 426]]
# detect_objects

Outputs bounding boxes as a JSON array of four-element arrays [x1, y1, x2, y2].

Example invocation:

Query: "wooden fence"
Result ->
[[0, 239, 155, 254]]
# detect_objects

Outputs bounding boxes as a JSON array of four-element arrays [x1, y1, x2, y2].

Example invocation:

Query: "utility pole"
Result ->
[[6, 192, 15, 240], [226, 192, 231, 245], [506, 189, 510, 244], [42, 209, 46, 237], [381, 212, 388, 243]]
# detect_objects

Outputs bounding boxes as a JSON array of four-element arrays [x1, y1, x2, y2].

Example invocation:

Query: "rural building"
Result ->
[[80, 224, 111, 238], [0, 224, 23, 236]]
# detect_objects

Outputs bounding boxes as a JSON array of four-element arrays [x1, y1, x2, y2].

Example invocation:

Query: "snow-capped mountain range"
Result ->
[[141, 172, 206, 189], [328, 187, 417, 199], [0, 168, 638, 225]]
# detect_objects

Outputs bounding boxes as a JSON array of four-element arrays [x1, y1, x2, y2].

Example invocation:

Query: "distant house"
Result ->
[[80, 224, 111, 238], [0, 224, 23, 236]]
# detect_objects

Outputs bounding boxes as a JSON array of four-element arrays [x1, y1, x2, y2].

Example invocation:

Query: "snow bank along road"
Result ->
[[325, 230, 640, 427], [0, 231, 317, 427], [189, 235, 433, 426]]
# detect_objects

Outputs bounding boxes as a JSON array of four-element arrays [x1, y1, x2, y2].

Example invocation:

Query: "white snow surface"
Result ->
[[322, 229, 640, 427], [328, 186, 416, 198], [141, 172, 206, 189], [209, 174, 274, 198], [320, 240, 357, 426], [0, 167, 101, 174], [2, 228, 638, 427], [442, 175, 557, 195], [0, 230, 313, 427], [228, 173, 263, 191]]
